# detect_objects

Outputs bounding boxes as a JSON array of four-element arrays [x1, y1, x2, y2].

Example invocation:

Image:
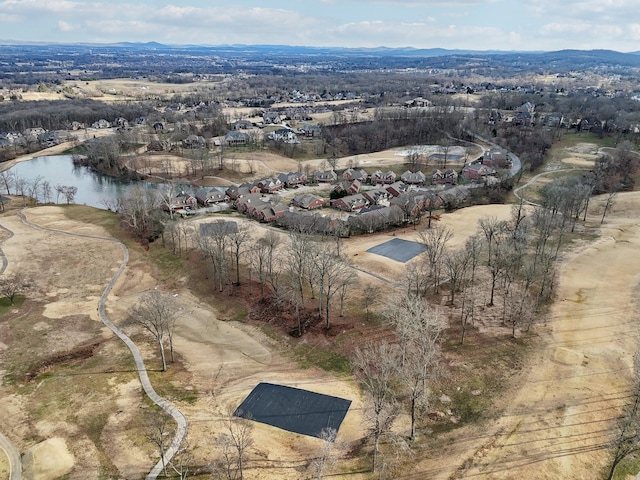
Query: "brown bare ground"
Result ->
[[1, 186, 639, 479]]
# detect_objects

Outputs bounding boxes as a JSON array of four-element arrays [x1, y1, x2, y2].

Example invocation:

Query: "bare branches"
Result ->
[[418, 225, 453, 293], [353, 343, 399, 473], [0, 272, 31, 304], [212, 407, 254, 480], [127, 290, 179, 372]]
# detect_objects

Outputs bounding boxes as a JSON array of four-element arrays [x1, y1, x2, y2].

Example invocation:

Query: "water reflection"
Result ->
[[7, 155, 167, 209]]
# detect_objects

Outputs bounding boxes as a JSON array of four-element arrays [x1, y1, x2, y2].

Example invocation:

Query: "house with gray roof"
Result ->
[[291, 193, 326, 210]]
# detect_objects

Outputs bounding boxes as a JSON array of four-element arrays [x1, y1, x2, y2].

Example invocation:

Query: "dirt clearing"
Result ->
[[1, 188, 640, 479]]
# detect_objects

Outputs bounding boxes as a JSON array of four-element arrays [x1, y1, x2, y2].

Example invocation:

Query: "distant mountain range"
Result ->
[[1, 41, 639, 70], [0, 40, 638, 57]]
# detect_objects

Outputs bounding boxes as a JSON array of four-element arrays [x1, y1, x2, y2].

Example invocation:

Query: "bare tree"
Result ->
[[312, 243, 352, 329], [601, 189, 619, 224], [0, 272, 31, 304], [169, 441, 193, 480], [353, 343, 399, 473], [127, 290, 179, 372], [40, 181, 52, 204], [362, 284, 380, 322], [111, 185, 162, 241], [228, 224, 251, 286], [147, 409, 175, 477], [385, 294, 446, 440], [459, 283, 479, 345], [0, 170, 14, 195], [15, 176, 28, 205], [327, 155, 339, 171], [403, 261, 429, 297], [28, 175, 43, 204], [213, 408, 254, 480], [59, 185, 78, 205], [478, 216, 506, 267], [442, 248, 470, 306], [159, 181, 179, 220], [284, 231, 313, 334], [418, 225, 453, 294], [607, 352, 640, 480], [309, 427, 343, 480], [196, 220, 232, 293]]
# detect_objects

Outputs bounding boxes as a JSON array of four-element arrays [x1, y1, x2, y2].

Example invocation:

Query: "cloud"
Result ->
[[529, 0, 638, 19], [57, 20, 75, 32], [344, 0, 499, 4], [328, 20, 513, 49]]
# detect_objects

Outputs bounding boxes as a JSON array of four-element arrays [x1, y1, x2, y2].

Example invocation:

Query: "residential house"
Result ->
[[182, 135, 206, 149], [390, 192, 424, 218], [291, 193, 326, 210], [578, 116, 602, 132], [342, 168, 368, 183], [400, 170, 427, 185], [331, 193, 369, 212], [315, 170, 338, 183], [195, 188, 227, 206], [263, 112, 282, 124], [233, 120, 254, 130], [442, 169, 459, 185], [544, 112, 564, 128], [299, 124, 321, 137], [335, 179, 362, 195], [256, 177, 283, 194], [235, 193, 264, 214], [461, 163, 496, 181], [113, 117, 129, 128], [38, 131, 61, 147], [224, 131, 250, 146], [404, 97, 431, 108], [91, 119, 111, 129], [168, 191, 197, 211], [276, 211, 348, 237], [385, 181, 408, 197], [512, 111, 533, 127], [23, 127, 46, 138], [482, 148, 511, 169], [277, 171, 307, 188], [362, 187, 391, 206], [438, 186, 470, 209], [348, 205, 405, 233], [269, 128, 298, 144], [371, 170, 397, 185], [516, 101, 535, 114], [251, 202, 287, 222], [226, 183, 260, 201]]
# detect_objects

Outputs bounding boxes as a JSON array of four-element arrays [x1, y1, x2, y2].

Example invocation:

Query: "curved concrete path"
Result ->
[[0, 223, 22, 480], [14, 210, 187, 480]]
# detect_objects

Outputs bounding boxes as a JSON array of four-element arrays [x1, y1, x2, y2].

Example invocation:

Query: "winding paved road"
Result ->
[[9, 210, 188, 480]]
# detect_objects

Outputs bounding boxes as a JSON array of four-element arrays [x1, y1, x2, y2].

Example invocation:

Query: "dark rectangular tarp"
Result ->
[[234, 382, 352, 439], [366, 237, 426, 263]]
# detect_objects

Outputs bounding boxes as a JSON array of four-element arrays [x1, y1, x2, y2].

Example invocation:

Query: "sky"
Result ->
[[0, 0, 639, 52]]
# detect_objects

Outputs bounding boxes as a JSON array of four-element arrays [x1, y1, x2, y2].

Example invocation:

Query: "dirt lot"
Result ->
[[1, 138, 640, 478]]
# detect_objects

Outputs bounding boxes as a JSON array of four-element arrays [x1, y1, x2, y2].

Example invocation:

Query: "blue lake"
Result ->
[[7, 155, 159, 209]]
